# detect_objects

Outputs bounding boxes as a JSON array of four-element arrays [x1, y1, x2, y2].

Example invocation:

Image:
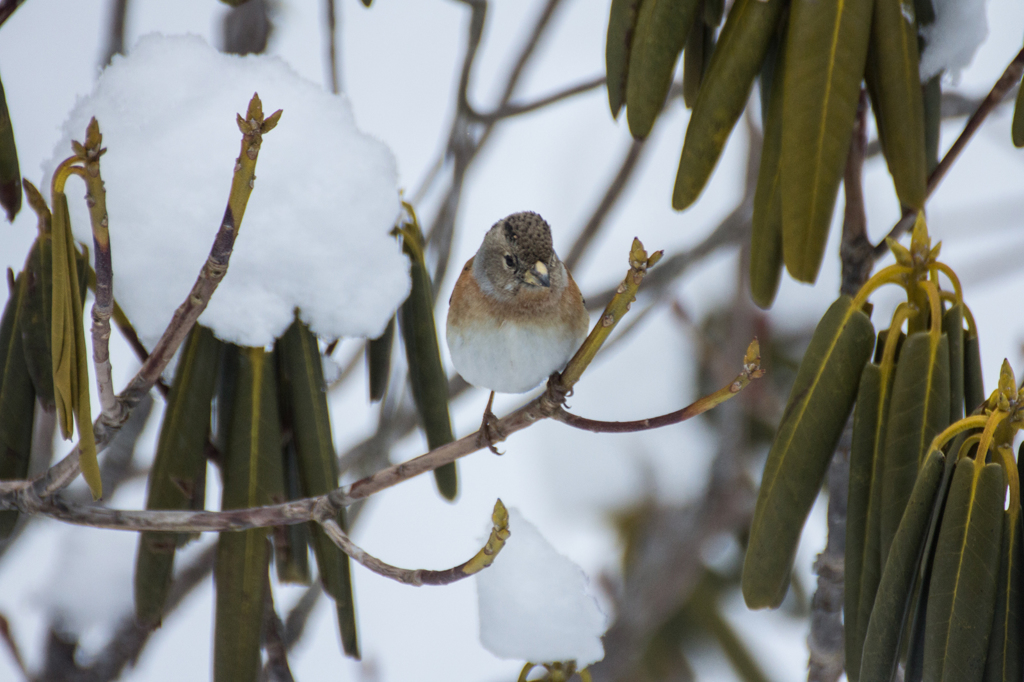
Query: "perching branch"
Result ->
[[553, 340, 763, 433], [874, 47, 1024, 256], [315, 498, 510, 586]]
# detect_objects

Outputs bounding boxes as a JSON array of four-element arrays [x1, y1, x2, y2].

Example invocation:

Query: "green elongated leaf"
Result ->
[[983, 505, 1023, 682], [398, 223, 458, 501], [904, 433, 968, 682], [880, 331, 950, 568], [277, 318, 359, 658], [924, 460, 1005, 682], [863, 0, 926, 210], [274, 438, 311, 584], [742, 295, 875, 608], [943, 304, 965, 423], [859, 448, 944, 682], [50, 192, 100, 498], [964, 326, 985, 414], [606, 0, 644, 118], [846, 362, 890, 682], [681, 11, 706, 109], [922, 75, 942, 172], [780, 0, 874, 282], [845, 364, 878, 682], [214, 345, 284, 682], [0, 271, 36, 538], [135, 324, 220, 627], [19, 234, 55, 411], [749, 22, 787, 309], [673, 0, 785, 209], [625, 0, 702, 139], [367, 315, 394, 402], [1012, 68, 1024, 147], [853, 333, 901, 678], [0, 72, 20, 222]]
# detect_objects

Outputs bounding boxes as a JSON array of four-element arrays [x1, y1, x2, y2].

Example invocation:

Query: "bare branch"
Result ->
[[316, 498, 510, 586], [840, 90, 873, 297], [471, 76, 606, 123], [553, 340, 763, 433]]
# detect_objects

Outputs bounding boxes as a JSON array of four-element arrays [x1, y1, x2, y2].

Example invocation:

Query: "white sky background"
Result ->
[[1, 1, 1024, 681]]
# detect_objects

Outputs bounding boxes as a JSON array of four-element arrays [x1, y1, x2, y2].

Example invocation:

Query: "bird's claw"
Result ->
[[478, 391, 505, 455]]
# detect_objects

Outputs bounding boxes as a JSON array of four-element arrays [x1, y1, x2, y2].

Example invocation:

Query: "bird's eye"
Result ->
[[504, 255, 515, 268]]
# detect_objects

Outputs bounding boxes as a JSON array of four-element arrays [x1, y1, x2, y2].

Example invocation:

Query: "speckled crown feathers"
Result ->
[[501, 211, 554, 264]]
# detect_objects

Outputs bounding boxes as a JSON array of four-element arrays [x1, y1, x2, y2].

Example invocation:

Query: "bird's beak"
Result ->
[[523, 261, 551, 288]]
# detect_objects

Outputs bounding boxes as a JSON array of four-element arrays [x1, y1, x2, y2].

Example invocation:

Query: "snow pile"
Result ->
[[476, 507, 606, 667], [919, 0, 989, 81], [46, 34, 408, 348]]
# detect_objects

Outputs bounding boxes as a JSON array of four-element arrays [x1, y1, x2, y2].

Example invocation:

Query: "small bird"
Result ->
[[447, 211, 589, 452]]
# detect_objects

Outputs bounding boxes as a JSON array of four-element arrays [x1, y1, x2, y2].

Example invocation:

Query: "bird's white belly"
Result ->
[[447, 320, 584, 393]]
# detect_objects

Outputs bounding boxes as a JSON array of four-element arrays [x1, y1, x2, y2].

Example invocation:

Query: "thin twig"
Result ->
[[840, 90, 873, 297], [874, 47, 1024, 256], [471, 76, 606, 123], [316, 498, 510, 586], [553, 345, 763, 433], [100, 0, 129, 66], [261, 575, 296, 682], [324, 0, 340, 95], [0, 0, 26, 29]]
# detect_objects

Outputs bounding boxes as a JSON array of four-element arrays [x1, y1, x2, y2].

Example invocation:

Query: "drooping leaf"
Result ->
[[779, 0, 874, 282], [673, 0, 785, 209], [923, 460, 1005, 682], [749, 22, 787, 309], [277, 318, 359, 658], [625, 0, 702, 139], [50, 191, 99, 498], [398, 221, 458, 501], [863, 0, 927, 210], [742, 295, 874, 608], [135, 324, 220, 627], [606, 0, 644, 118], [879, 331, 950, 568], [367, 315, 394, 402], [0, 270, 36, 538], [214, 345, 284, 682], [0, 72, 20, 222], [858, 448, 944, 682]]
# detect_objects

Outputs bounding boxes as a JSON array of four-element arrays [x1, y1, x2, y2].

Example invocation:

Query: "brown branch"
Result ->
[[471, 75, 606, 123], [840, 90, 873, 297], [4, 241, 669, 533], [315, 498, 510, 586], [0, 0, 26, 29], [324, 0, 340, 95], [553, 341, 763, 433], [874, 47, 1024, 256]]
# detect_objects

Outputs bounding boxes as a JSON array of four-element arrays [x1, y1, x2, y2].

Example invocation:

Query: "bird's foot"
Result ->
[[477, 391, 506, 455]]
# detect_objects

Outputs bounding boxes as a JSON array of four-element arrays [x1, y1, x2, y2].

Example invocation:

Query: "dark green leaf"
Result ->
[[625, 0, 702, 138], [780, 0, 873, 282], [606, 0, 644, 118], [135, 324, 220, 626], [742, 295, 874, 608], [674, 0, 785, 208]]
